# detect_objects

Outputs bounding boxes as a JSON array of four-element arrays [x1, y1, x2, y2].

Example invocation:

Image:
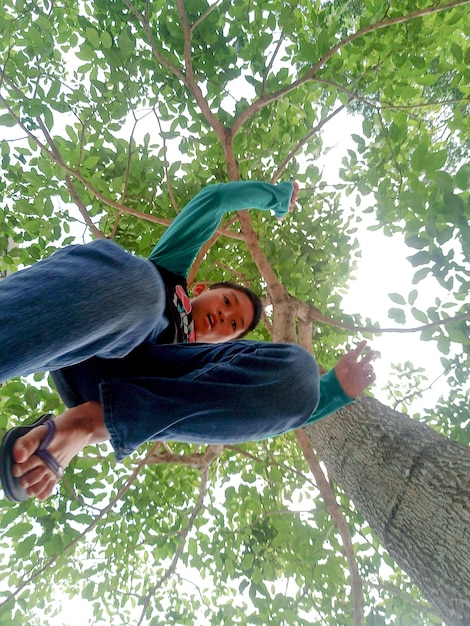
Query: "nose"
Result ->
[[218, 309, 225, 323]]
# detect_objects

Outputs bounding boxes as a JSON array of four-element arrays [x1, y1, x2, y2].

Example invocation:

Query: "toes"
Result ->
[[36, 478, 57, 501], [12, 425, 47, 463], [18, 464, 50, 490], [24, 470, 57, 499], [12, 454, 43, 478], [16, 460, 59, 501], [7, 420, 61, 501]]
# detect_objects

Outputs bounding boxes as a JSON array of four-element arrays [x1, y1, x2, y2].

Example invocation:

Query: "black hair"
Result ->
[[208, 281, 263, 338]]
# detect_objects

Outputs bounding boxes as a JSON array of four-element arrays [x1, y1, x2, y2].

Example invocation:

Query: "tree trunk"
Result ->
[[306, 395, 470, 625]]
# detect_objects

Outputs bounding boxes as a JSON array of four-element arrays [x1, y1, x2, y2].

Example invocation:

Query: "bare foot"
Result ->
[[12, 401, 109, 500]]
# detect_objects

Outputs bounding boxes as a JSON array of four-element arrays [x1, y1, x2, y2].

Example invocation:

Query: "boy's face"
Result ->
[[190, 283, 255, 343]]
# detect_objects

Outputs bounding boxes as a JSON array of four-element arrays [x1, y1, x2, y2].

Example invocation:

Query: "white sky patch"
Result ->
[[319, 111, 451, 411]]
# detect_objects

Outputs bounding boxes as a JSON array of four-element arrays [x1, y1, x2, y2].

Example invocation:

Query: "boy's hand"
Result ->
[[334, 340, 376, 398], [278, 181, 299, 221], [289, 181, 299, 212]]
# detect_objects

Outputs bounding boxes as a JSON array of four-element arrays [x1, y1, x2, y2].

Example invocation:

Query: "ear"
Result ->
[[192, 282, 208, 297]]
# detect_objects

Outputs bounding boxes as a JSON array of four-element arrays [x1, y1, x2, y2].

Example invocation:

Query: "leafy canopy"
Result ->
[[0, 0, 468, 624]]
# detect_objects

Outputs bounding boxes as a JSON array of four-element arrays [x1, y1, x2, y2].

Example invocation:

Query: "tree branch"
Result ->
[[36, 118, 106, 238], [144, 442, 224, 469], [231, 0, 470, 135], [176, 0, 229, 143], [295, 428, 363, 626], [136, 465, 210, 625], [120, 114, 139, 205], [261, 31, 288, 98], [237, 210, 289, 302], [123, 0, 186, 82], [297, 300, 470, 336], [271, 103, 347, 182], [65, 175, 106, 239], [153, 106, 180, 215], [191, 0, 224, 32]]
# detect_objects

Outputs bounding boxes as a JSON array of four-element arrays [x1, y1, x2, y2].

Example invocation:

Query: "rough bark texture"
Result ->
[[306, 395, 470, 626]]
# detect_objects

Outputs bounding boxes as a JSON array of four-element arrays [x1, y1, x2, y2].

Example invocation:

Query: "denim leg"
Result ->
[[0, 240, 168, 382], [96, 341, 320, 459]]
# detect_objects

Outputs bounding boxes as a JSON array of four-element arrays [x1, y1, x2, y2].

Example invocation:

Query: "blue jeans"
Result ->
[[0, 239, 168, 382], [1, 240, 320, 458], [51, 341, 320, 460]]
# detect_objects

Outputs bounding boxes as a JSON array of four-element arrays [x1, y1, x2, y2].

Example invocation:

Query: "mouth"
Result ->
[[207, 313, 215, 329]]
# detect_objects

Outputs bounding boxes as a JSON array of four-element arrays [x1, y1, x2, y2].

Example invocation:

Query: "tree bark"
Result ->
[[305, 395, 470, 625]]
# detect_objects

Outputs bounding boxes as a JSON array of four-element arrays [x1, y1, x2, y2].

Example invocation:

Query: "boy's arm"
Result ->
[[148, 181, 294, 277], [304, 341, 376, 425], [303, 368, 354, 425]]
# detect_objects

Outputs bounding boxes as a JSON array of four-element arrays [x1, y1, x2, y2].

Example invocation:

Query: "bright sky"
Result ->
[[319, 113, 450, 412]]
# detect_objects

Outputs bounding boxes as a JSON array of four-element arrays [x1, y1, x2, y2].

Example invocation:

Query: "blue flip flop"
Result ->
[[0, 414, 64, 502]]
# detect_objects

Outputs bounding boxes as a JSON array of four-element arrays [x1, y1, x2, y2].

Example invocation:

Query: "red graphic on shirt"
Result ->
[[175, 285, 192, 313], [173, 284, 196, 343]]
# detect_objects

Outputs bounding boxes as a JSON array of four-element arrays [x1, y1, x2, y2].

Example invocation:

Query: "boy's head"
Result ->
[[190, 281, 262, 343]]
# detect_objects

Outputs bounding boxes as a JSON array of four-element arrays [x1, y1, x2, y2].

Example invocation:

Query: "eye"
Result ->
[[231, 320, 237, 331], [224, 296, 230, 306]]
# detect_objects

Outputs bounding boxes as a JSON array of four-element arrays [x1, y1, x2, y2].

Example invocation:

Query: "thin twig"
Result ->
[[271, 103, 347, 182], [191, 0, 224, 32], [153, 107, 180, 214], [136, 466, 211, 625], [295, 428, 363, 626]]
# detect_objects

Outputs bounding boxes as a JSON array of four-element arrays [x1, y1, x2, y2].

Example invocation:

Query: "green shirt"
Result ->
[[148, 180, 294, 276], [305, 368, 353, 425]]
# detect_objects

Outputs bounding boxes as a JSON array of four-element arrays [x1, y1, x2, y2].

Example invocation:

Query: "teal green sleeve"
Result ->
[[303, 368, 353, 425], [148, 181, 293, 277]]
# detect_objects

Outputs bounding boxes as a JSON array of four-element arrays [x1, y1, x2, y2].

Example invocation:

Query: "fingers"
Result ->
[[351, 340, 376, 364], [361, 349, 376, 365], [352, 341, 377, 386], [289, 181, 300, 211], [279, 182, 299, 221], [359, 344, 376, 386], [352, 339, 367, 357]]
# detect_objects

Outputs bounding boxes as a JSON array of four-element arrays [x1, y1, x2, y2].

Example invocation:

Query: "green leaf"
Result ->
[[85, 27, 101, 48], [388, 308, 406, 324], [443, 192, 464, 216], [77, 44, 96, 61], [408, 289, 418, 305], [407, 251, 431, 267], [455, 164, 470, 191], [404, 235, 428, 250], [434, 171, 453, 192], [411, 307, 428, 324], [388, 292, 406, 305], [0, 113, 17, 127]]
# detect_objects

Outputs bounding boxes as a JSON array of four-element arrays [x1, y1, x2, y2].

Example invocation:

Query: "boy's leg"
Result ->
[[0, 240, 167, 383], [5, 341, 318, 499], [99, 340, 320, 459], [7, 402, 108, 501]]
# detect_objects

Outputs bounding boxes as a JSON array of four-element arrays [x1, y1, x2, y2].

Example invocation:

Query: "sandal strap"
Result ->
[[35, 419, 64, 479]]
